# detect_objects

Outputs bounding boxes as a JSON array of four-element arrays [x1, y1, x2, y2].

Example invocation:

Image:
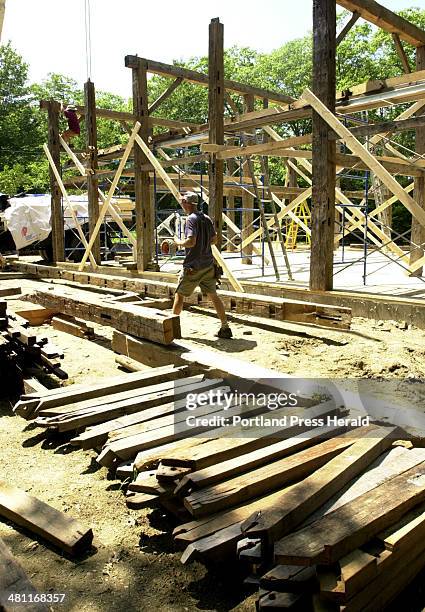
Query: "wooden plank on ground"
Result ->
[[0, 481, 93, 555]]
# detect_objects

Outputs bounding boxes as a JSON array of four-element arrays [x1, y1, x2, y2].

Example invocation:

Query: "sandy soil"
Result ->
[[1, 277, 425, 611]]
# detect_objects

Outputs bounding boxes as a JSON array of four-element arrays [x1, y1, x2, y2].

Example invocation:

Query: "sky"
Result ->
[[2, 0, 425, 99]]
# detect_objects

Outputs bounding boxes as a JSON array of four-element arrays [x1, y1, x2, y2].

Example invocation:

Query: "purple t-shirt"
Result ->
[[64, 110, 80, 134], [183, 212, 215, 270]]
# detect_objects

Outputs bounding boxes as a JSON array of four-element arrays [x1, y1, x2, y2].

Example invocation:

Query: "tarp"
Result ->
[[4, 195, 89, 250]]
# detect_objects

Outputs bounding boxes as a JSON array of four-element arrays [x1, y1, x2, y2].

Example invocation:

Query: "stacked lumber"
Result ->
[[27, 285, 181, 345], [0, 301, 66, 394], [12, 359, 425, 609], [13, 261, 352, 330]]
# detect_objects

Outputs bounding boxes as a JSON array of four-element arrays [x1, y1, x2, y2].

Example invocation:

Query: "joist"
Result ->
[[274, 458, 425, 566], [28, 286, 180, 345], [0, 480, 93, 555], [242, 427, 396, 548], [183, 432, 357, 518], [0, 537, 48, 612], [260, 565, 317, 593]]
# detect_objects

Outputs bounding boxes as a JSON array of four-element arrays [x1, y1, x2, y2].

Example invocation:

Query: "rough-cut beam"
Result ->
[[392, 33, 412, 73], [84, 79, 101, 264], [336, 0, 425, 47], [310, 0, 336, 291], [40, 100, 199, 132], [132, 60, 153, 271], [149, 77, 183, 114], [336, 11, 360, 46], [47, 101, 65, 263], [208, 18, 225, 246], [125, 55, 294, 104]]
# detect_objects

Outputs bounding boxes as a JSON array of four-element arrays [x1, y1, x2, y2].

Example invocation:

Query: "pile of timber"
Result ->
[[27, 285, 181, 345], [0, 301, 66, 394], [13, 262, 352, 330], [12, 360, 425, 609]]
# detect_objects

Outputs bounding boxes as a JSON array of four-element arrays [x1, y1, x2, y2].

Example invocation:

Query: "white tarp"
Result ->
[[4, 195, 89, 250]]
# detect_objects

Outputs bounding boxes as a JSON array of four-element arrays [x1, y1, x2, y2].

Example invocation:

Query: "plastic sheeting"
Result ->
[[4, 195, 89, 250]]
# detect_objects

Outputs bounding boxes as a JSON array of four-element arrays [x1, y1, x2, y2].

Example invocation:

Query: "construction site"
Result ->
[[3, 0, 425, 610]]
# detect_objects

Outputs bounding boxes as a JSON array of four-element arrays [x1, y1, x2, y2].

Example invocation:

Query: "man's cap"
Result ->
[[182, 191, 198, 204]]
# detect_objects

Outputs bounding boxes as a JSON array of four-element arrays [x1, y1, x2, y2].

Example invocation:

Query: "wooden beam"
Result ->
[[410, 45, 425, 276], [0, 480, 93, 555], [149, 77, 183, 114], [310, 0, 336, 291], [133, 60, 153, 272], [30, 285, 180, 345], [336, 11, 360, 46], [392, 33, 412, 73], [84, 79, 101, 264], [336, 0, 425, 47], [303, 88, 425, 227], [124, 56, 294, 105], [78, 122, 141, 270], [329, 114, 425, 140], [201, 134, 312, 159], [47, 101, 64, 263], [208, 18, 225, 246]]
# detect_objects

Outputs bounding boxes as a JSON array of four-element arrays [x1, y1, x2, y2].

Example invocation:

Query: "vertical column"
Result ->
[[242, 94, 255, 265], [309, 0, 336, 291], [226, 158, 237, 252], [132, 59, 153, 271], [84, 79, 101, 264], [47, 101, 65, 263], [242, 192, 254, 265], [410, 45, 425, 277], [208, 17, 224, 247]]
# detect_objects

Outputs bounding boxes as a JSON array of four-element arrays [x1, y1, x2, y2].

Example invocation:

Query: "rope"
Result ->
[[84, 0, 92, 79]]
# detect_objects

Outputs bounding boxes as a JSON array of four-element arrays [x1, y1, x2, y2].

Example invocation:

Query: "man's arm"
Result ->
[[210, 235, 217, 245], [175, 235, 196, 248]]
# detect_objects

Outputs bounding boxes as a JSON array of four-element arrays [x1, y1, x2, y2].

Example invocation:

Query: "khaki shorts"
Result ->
[[176, 265, 217, 297]]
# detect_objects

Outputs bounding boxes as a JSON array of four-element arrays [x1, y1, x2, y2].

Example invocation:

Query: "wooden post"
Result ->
[[310, 0, 336, 291], [242, 94, 255, 265], [84, 79, 101, 264], [226, 158, 237, 252], [47, 101, 64, 263], [410, 45, 425, 277], [208, 18, 224, 247], [242, 192, 254, 265], [132, 59, 153, 271]]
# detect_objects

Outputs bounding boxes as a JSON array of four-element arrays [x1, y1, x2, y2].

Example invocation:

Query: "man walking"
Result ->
[[172, 192, 232, 339]]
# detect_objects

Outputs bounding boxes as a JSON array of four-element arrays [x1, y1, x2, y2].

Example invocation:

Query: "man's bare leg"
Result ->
[[208, 293, 232, 338], [172, 292, 185, 315]]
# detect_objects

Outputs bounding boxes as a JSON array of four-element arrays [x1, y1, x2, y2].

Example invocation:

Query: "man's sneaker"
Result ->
[[216, 326, 233, 339]]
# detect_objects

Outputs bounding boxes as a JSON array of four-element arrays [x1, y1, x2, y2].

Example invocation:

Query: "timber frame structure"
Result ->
[[41, 0, 425, 299]]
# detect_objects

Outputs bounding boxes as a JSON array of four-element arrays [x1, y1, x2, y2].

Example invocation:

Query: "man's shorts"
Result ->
[[176, 265, 217, 297]]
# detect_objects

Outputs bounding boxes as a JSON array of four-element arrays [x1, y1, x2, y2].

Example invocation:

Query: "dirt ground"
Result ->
[[1, 277, 425, 611]]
